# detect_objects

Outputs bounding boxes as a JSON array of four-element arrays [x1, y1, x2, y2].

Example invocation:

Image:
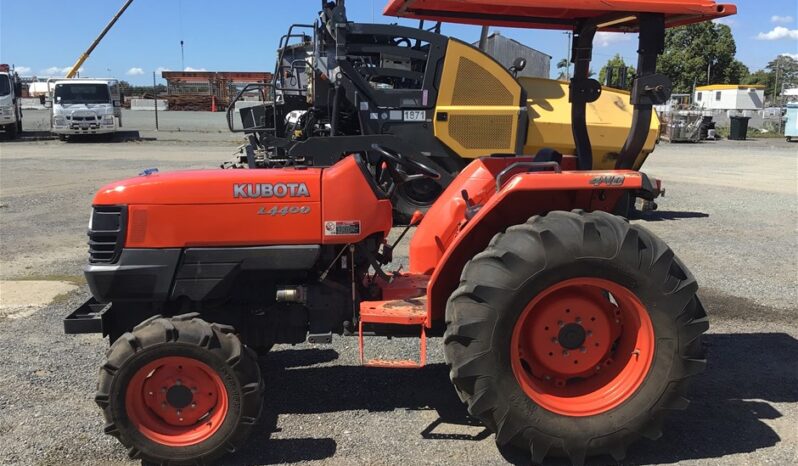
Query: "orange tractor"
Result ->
[[65, 1, 735, 464]]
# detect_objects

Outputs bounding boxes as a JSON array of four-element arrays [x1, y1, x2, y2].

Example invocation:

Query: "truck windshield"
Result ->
[[54, 83, 110, 104], [0, 75, 10, 96]]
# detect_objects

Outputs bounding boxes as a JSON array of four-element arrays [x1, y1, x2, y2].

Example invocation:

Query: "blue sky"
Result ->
[[1, 0, 796, 85]]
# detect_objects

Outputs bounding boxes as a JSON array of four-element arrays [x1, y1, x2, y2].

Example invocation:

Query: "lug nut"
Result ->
[[148, 391, 153, 396], [175, 379, 182, 386], [551, 337, 558, 343], [191, 403, 197, 409], [562, 350, 569, 356], [558, 320, 564, 328], [580, 347, 587, 353]]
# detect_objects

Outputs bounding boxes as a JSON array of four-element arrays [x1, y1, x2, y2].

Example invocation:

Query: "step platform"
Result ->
[[359, 289, 428, 368]]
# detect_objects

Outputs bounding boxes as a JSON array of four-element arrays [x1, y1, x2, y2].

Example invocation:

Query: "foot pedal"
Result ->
[[358, 297, 427, 368]]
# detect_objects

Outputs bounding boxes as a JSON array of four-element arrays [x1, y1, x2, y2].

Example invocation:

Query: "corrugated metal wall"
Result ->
[[475, 33, 551, 79]]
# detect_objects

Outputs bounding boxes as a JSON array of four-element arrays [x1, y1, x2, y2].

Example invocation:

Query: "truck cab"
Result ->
[[48, 79, 123, 139], [0, 64, 23, 139]]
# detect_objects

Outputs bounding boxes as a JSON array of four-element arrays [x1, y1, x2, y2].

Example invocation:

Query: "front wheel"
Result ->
[[444, 210, 708, 465], [96, 314, 263, 464]]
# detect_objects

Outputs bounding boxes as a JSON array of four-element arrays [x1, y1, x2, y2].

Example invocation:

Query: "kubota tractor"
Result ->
[[224, 1, 662, 222], [65, 1, 735, 464]]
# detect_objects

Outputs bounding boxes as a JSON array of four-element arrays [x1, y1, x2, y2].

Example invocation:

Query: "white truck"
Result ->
[[46, 79, 123, 140], [0, 64, 23, 139]]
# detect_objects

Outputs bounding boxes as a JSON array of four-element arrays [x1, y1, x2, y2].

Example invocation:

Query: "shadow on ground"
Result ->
[[224, 292, 798, 465], [636, 209, 710, 221]]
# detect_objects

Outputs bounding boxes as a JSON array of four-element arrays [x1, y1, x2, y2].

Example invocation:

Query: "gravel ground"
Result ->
[[0, 135, 796, 465]]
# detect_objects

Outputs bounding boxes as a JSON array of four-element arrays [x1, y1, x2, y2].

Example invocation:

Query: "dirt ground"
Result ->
[[0, 132, 796, 466]]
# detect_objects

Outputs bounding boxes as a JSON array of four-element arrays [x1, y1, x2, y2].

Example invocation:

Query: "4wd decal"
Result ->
[[589, 175, 625, 187], [324, 220, 361, 236], [234, 182, 310, 199]]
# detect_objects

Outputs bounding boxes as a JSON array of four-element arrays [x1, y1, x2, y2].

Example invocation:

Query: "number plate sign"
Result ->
[[403, 110, 426, 121]]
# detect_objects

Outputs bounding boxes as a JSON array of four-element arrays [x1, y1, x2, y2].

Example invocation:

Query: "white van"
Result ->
[[47, 79, 123, 139]]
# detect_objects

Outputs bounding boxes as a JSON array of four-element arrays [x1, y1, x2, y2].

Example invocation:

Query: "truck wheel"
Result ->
[[96, 314, 264, 464], [444, 210, 708, 465]]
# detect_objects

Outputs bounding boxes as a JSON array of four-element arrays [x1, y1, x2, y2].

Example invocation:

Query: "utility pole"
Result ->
[[773, 55, 781, 107], [706, 61, 711, 85], [564, 31, 572, 80], [153, 71, 159, 131]]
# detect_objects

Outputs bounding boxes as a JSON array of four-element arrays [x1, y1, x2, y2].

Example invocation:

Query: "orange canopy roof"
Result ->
[[383, 0, 736, 31]]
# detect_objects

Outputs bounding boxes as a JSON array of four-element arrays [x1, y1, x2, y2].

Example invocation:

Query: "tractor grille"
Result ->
[[88, 206, 126, 263], [448, 114, 514, 150]]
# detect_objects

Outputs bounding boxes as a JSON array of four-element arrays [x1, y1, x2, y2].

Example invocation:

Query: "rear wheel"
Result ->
[[444, 210, 708, 465], [97, 314, 263, 465]]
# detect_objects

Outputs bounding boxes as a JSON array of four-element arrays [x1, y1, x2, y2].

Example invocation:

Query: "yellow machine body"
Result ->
[[434, 39, 659, 170]]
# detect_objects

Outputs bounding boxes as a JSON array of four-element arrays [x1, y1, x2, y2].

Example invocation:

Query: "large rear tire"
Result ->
[[96, 313, 263, 465], [444, 210, 708, 465]]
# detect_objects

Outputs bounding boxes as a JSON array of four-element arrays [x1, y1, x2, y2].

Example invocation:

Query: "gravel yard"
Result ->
[[0, 133, 796, 465]]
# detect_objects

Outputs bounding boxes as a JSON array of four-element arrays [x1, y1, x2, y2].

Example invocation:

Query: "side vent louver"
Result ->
[[88, 206, 126, 263]]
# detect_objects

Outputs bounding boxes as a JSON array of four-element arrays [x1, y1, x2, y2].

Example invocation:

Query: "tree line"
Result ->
[[557, 22, 796, 103]]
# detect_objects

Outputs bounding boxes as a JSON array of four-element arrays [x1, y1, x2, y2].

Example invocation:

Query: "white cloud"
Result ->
[[756, 26, 798, 40], [594, 31, 632, 47], [183, 66, 207, 72], [126, 67, 144, 76], [40, 66, 82, 76], [771, 15, 794, 24], [780, 52, 798, 60], [14, 66, 31, 75]]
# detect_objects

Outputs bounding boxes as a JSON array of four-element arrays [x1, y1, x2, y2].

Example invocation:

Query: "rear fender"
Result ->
[[425, 170, 645, 326]]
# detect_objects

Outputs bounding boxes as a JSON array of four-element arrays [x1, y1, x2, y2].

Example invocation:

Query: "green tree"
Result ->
[[743, 55, 798, 101], [556, 58, 570, 80], [598, 54, 636, 90], [658, 22, 747, 93]]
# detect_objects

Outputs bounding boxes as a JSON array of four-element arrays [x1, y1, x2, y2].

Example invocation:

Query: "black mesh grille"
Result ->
[[88, 206, 126, 263]]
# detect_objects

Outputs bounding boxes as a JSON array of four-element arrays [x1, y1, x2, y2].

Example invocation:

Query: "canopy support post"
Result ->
[[616, 13, 671, 169]]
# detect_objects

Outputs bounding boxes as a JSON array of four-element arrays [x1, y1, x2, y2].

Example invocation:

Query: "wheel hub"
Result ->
[[166, 385, 193, 409], [558, 323, 586, 350]]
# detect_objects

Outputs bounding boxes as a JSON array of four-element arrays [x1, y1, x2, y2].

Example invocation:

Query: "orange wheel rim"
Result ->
[[125, 356, 228, 446], [510, 277, 655, 417]]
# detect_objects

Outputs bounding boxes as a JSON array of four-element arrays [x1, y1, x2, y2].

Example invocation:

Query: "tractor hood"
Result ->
[[93, 168, 323, 206]]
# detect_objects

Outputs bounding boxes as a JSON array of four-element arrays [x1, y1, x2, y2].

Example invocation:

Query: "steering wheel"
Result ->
[[370, 144, 441, 181]]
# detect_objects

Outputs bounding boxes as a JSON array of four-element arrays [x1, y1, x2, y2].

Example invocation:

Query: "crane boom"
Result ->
[[65, 0, 134, 79]]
